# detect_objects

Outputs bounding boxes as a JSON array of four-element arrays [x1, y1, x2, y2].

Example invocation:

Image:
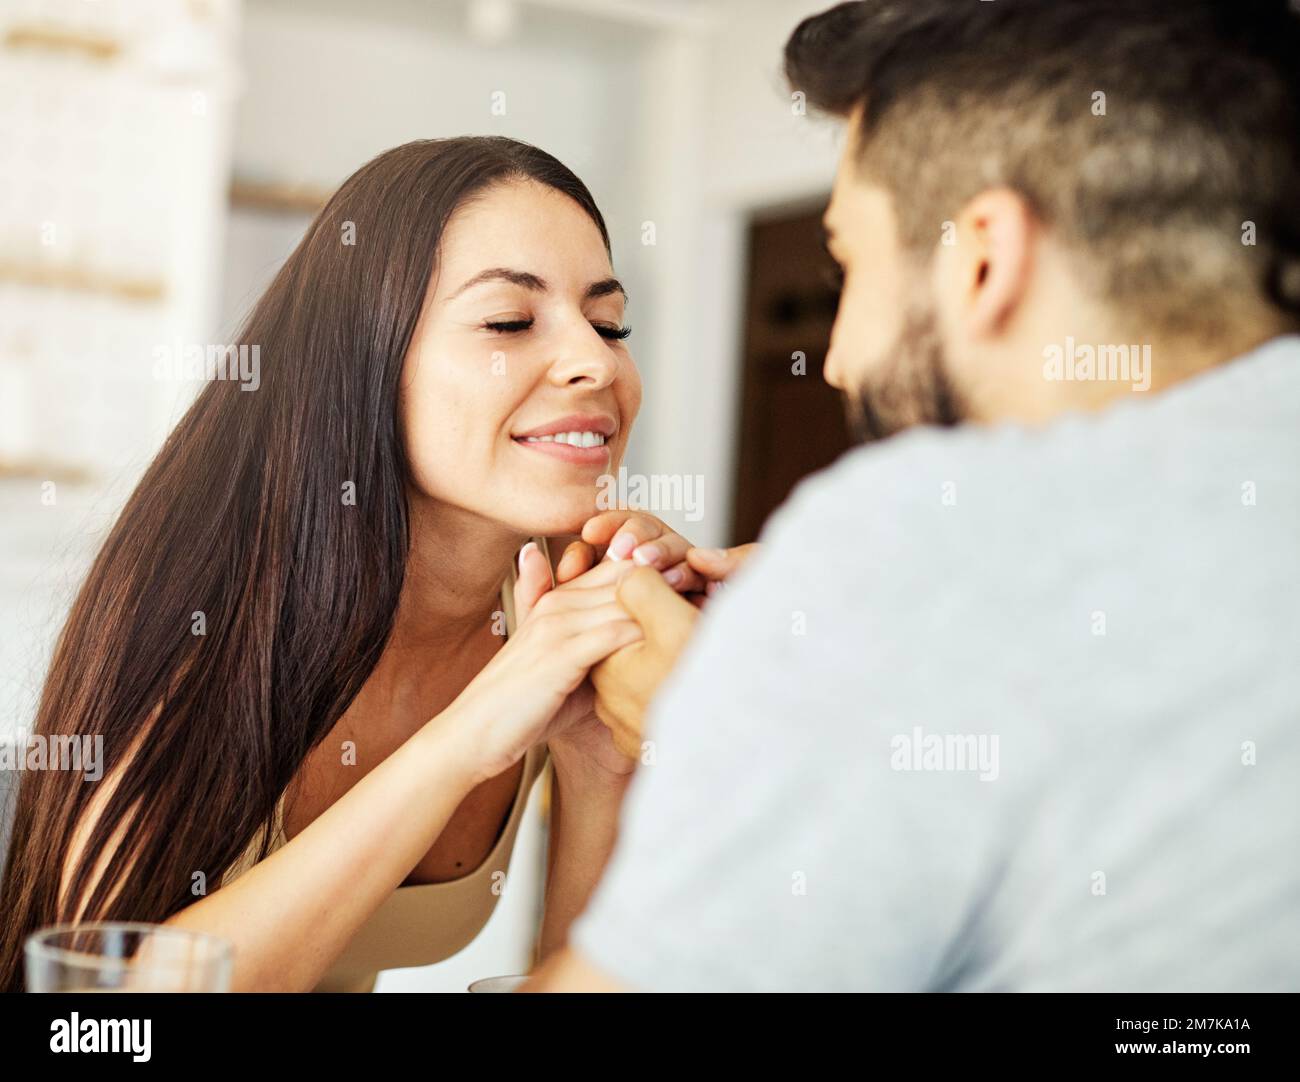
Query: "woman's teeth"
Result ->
[[519, 431, 607, 448]]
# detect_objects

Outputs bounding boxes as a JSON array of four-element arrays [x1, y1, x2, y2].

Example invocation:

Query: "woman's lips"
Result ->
[[512, 437, 611, 466]]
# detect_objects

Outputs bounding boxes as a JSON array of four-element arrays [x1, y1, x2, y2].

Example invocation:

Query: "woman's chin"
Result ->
[[506, 500, 599, 539]]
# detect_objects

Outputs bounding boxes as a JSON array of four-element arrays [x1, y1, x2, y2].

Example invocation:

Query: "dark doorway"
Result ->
[[729, 202, 852, 545]]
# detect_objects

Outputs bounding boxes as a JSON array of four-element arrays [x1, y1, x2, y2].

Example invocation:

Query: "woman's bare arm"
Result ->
[[58, 704, 482, 992], [160, 708, 480, 991]]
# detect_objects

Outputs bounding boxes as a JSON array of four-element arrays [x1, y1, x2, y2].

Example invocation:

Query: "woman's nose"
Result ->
[[547, 326, 620, 388]]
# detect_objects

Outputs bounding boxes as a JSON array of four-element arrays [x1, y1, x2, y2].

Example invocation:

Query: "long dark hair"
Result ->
[[0, 136, 611, 991]]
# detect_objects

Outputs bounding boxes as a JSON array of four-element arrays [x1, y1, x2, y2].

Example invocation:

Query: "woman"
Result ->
[[0, 136, 706, 992]]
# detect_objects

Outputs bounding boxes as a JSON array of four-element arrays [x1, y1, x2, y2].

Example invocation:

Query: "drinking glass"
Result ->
[[26, 922, 234, 992], [467, 974, 529, 993]]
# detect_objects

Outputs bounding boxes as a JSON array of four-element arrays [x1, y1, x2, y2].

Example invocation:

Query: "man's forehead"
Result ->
[[843, 101, 866, 147], [825, 149, 860, 235], [825, 104, 891, 241], [829, 112, 866, 198]]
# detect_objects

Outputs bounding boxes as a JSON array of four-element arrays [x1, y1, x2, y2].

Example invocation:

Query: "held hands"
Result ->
[[556, 510, 758, 608], [449, 508, 757, 784], [450, 548, 642, 784], [591, 567, 699, 759], [563, 514, 758, 755], [556, 511, 705, 594]]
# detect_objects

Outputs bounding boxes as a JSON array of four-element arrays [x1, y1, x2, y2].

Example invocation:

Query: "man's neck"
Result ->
[[973, 318, 1296, 426]]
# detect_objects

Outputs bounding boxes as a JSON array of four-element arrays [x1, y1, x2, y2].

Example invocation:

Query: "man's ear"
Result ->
[[946, 188, 1036, 341]]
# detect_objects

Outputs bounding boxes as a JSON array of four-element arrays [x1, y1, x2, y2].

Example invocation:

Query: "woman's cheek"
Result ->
[[619, 358, 643, 430]]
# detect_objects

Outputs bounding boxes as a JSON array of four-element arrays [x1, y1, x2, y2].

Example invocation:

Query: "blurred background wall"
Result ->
[[0, 0, 848, 990]]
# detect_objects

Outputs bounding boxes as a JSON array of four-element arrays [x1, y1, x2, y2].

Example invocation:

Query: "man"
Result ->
[[528, 0, 1300, 991]]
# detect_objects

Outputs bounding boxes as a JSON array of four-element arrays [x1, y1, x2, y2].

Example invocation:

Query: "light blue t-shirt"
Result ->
[[570, 334, 1300, 991]]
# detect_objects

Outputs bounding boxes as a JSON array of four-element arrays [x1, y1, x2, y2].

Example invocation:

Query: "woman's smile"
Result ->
[[511, 411, 616, 467]]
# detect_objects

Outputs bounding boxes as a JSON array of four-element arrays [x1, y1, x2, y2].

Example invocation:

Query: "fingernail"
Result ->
[[608, 532, 636, 561], [699, 548, 726, 560], [518, 541, 538, 572], [632, 543, 663, 566], [664, 566, 684, 586]]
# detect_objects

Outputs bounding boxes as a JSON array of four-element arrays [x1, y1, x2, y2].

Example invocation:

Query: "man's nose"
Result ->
[[822, 343, 846, 391]]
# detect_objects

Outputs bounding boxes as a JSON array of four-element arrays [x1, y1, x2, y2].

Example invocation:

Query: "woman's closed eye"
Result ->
[[483, 318, 631, 342], [483, 318, 533, 334]]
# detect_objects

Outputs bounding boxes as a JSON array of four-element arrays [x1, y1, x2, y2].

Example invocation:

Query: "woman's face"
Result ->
[[400, 179, 641, 537]]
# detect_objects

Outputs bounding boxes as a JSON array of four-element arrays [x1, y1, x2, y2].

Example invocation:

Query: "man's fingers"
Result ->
[[685, 543, 759, 582]]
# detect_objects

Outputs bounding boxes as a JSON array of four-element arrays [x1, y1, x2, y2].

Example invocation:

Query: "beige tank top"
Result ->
[[220, 538, 554, 992]]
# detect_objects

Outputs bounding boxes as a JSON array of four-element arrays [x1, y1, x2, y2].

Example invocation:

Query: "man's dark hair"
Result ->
[[785, 0, 1300, 336]]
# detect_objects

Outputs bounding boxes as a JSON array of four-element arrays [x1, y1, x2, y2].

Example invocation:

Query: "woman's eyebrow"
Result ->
[[448, 267, 547, 298], [585, 277, 627, 302], [447, 267, 626, 301]]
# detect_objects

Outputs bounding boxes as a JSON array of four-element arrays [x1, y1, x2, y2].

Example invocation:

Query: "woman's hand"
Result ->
[[555, 511, 705, 596], [446, 546, 642, 785], [520, 541, 643, 779]]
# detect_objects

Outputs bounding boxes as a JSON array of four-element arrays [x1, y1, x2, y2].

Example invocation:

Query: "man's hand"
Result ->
[[591, 566, 699, 759], [684, 543, 759, 605]]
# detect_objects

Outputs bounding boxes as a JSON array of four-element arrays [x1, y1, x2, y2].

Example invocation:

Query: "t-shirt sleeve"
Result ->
[[568, 441, 1014, 991]]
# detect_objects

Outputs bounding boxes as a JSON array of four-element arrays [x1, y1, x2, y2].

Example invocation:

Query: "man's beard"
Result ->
[[844, 299, 967, 444]]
